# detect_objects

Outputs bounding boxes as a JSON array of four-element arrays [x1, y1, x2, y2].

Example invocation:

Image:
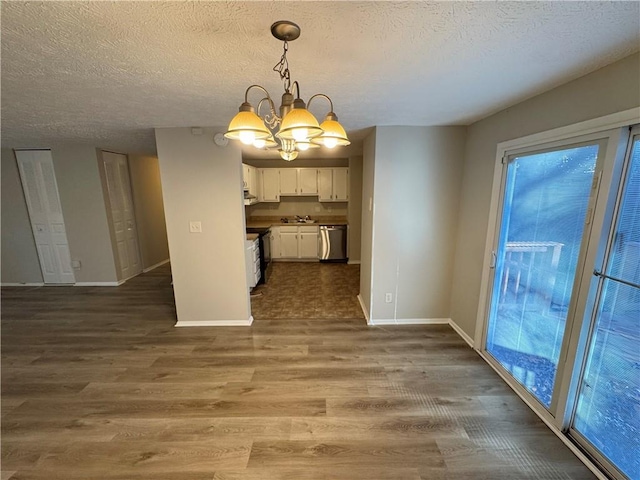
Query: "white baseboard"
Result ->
[[143, 258, 170, 273], [448, 319, 474, 348], [175, 317, 254, 327], [1, 282, 44, 287], [356, 294, 370, 323], [369, 317, 450, 326], [74, 281, 121, 287], [347, 260, 361, 265]]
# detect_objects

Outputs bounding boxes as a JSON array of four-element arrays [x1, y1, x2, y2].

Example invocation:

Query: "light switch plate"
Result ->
[[189, 221, 202, 233]]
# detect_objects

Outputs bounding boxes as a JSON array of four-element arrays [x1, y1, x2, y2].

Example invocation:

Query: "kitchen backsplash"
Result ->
[[247, 197, 348, 217]]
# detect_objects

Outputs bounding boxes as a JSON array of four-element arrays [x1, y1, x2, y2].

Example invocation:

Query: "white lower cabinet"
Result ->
[[298, 226, 319, 258], [279, 227, 299, 258], [271, 225, 319, 259]]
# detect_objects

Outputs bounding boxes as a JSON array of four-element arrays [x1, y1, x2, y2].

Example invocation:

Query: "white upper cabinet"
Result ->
[[318, 167, 349, 202], [333, 168, 349, 201], [279, 168, 318, 196], [242, 164, 251, 190], [298, 168, 318, 195], [242, 164, 260, 204], [260, 168, 280, 202], [279, 169, 298, 195]]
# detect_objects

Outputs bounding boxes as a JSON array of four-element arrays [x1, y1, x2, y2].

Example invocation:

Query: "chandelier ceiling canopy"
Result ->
[[225, 21, 350, 161]]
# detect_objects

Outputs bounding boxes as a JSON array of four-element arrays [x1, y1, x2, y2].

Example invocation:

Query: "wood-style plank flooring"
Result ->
[[1, 264, 596, 479]]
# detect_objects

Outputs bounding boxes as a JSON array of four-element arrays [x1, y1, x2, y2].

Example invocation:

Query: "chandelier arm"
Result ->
[[243, 84, 272, 104], [291, 81, 302, 100], [256, 97, 282, 129], [307, 93, 334, 113]]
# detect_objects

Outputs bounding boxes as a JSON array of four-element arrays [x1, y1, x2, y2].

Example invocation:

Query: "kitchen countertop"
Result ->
[[246, 216, 348, 229]]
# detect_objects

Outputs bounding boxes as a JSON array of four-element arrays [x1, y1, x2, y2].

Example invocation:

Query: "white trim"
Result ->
[[448, 319, 474, 348], [357, 294, 370, 323], [143, 258, 170, 273], [347, 260, 361, 265], [368, 317, 450, 326], [74, 282, 121, 287], [475, 108, 640, 348], [498, 107, 639, 151], [477, 350, 609, 480], [175, 317, 254, 327], [1, 282, 44, 287]]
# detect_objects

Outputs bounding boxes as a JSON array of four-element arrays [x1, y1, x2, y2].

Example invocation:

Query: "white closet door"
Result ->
[[102, 151, 142, 280], [16, 150, 75, 284]]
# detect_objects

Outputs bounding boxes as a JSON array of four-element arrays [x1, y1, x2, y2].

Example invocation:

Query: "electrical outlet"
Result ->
[[71, 260, 81, 269], [385, 293, 393, 303], [189, 221, 202, 233]]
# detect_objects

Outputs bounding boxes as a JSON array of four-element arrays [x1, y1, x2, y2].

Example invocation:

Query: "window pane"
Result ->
[[573, 137, 640, 480], [487, 144, 598, 407]]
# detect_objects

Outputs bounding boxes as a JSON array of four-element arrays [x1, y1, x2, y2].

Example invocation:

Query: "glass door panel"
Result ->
[[571, 135, 640, 480], [486, 143, 599, 407]]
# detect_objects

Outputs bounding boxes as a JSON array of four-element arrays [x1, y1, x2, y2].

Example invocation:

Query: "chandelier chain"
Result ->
[[272, 41, 291, 92]]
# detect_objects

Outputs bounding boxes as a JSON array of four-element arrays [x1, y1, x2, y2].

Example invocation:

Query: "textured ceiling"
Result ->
[[1, 1, 639, 157]]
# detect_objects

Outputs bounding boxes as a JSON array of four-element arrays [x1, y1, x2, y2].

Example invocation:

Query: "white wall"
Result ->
[[1, 148, 43, 283], [53, 146, 118, 283], [450, 52, 640, 339], [155, 127, 251, 326], [368, 126, 466, 322], [359, 131, 376, 318], [1, 145, 118, 284], [128, 154, 170, 270], [348, 155, 363, 263]]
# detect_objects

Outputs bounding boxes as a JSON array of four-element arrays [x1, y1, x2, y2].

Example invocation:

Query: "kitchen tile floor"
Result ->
[[250, 262, 365, 320]]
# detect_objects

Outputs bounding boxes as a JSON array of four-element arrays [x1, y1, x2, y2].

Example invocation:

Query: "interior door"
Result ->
[[484, 138, 604, 408], [102, 151, 142, 280], [569, 129, 640, 480], [15, 149, 75, 284]]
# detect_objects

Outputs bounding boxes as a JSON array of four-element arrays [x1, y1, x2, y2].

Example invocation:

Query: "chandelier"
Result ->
[[224, 21, 350, 161]]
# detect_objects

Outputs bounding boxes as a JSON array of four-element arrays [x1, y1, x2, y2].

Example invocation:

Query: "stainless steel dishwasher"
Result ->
[[319, 225, 348, 262]]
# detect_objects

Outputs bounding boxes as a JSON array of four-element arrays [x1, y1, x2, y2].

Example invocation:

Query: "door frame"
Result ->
[[98, 150, 143, 282], [473, 107, 639, 479]]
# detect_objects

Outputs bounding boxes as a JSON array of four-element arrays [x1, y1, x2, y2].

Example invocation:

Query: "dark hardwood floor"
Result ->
[[1, 264, 597, 479]]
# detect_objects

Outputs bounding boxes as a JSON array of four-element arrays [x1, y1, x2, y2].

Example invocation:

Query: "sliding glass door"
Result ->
[[486, 140, 602, 408], [570, 131, 640, 480]]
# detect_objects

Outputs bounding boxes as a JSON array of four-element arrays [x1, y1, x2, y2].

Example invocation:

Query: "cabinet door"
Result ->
[[249, 167, 262, 201], [279, 169, 298, 195], [270, 228, 280, 258], [333, 168, 349, 201], [242, 164, 250, 189], [299, 232, 319, 258], [317, 168, 333, 201], [249, 166, 259, 198], [261, 169, 280, 202], [298, 168, 318, 195], [279, 232, 299, 258]]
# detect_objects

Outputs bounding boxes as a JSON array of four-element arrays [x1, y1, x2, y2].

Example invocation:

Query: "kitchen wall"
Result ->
[[128, 154, 170, 270], [155, 127, 251, 326], [1, 148, 43, 284], [246, 198, 347, 218], [450, 52, 640, 341], [367, 126, 466, 323]]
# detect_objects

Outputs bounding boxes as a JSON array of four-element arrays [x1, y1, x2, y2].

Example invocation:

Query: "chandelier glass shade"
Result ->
[[224, 21, 350, 161]]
